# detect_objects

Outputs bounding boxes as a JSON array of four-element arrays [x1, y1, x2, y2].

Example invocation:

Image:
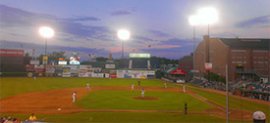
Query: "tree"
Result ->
[[38, 51, 67, 64], [96, 57, 108, 62], [48, 51, 66, 61], [205, 72, 225, 83]]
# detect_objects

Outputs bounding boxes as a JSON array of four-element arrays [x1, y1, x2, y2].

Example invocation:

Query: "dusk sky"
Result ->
[[0, 0, 269, 60]]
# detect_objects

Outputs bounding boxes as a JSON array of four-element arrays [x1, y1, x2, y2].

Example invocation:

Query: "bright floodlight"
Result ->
[[188, 15, 200, 26], [197, 7, 219, 25], [117, 29, 130, 41], [39, 26, 55, 38]]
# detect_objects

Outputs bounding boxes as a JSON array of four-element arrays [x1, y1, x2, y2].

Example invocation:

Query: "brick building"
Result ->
[[194, 35, 270, 81]]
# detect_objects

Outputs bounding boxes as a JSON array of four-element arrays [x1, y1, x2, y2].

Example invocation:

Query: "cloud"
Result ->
[[134, 36, 155, 42], [159, 38, 193, 46], [236, 15, 270, 28], [0, 4, 191, 59], [149, 30, 171, 38], [143, 46, 191, 59], [0, 5, 48, 27], [0, 4, 113, 46], [0, 40, 108, 60], [111, 10, 132, 16], [66, 16, 101, 22], [109, 47, 122, 53], [58, 19, 110, 38], [137, 38, 195, 59]]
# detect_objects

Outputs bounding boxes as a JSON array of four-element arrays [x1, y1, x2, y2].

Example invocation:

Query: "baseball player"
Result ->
[[164, 82, 167, 88], [72, 92, 77, 103], [138, 80, 141, 86], [86, 83, 90, 90], [141, 88, 145, 97], [131, 83, 135, 90]]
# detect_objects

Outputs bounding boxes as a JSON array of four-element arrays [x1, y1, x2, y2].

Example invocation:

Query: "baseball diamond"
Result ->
[[0, 77, 269, 123]]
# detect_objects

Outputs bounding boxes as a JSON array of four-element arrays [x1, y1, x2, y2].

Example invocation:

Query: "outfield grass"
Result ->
[[78, 90, 211, 111], [188, 85, 270, 118], [0, 77, 165, 99]]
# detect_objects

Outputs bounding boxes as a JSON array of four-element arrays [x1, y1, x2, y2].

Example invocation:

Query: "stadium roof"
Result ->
[[219, 38, 270, 50], [169, 68, 187, 75]]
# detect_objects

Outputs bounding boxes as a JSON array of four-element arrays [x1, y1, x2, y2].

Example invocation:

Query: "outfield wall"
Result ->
[[116, 70, 155, 79], [26, 64, 156, 79]]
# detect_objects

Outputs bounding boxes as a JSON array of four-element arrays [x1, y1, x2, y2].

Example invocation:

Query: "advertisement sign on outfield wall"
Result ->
[[62, 67, 71, 77], [30, 60, 40, 65], [79, 65, 92, 77], [116, 70, 155, 79], [105, 64, 115, 69]]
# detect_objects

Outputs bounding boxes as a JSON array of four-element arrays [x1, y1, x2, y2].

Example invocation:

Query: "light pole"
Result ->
[[188, 14, 200, 74], [117, 29, 130, 59], [199, 7, 226, 122], [197, 7, 219, 36], [192, 6, 224, 122], [39, 26, 54, 73], [196, 7, 218, 85], [268, 41, 270, 82]]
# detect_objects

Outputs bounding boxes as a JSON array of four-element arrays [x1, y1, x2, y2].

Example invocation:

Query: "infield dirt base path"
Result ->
[[0, 87, 87, 114], [0, 85, 269, 120]]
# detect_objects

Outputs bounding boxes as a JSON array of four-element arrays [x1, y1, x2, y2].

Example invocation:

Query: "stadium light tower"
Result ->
[[197, 7, 219, 36], [117, 29, 130, 58], [195, 7, 219, 83], [188, 15, 200, 73], [196, 6, 224, 122], [39, 26, 55, 65]]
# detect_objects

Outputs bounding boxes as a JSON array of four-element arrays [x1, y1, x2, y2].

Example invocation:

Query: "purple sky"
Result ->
[[0, 0, 269, 60]]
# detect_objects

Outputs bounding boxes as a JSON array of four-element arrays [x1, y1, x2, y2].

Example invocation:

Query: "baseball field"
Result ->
[[0, 77, 269, 123]]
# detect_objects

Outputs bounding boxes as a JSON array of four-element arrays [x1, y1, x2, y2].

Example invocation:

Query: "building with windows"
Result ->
[[194, 35, 270, 81]]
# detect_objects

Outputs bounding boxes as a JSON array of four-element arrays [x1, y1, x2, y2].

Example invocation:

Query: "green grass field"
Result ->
[[0, 77, 269, 123], [78, 90, 211, 111], [189, 86, 270, 116]]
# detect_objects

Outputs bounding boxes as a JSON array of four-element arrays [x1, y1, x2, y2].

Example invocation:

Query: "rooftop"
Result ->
[[219, 38, 270, 50]]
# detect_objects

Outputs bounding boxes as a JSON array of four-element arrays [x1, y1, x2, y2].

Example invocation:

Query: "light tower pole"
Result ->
[[197, 7, 219, 84], [39, 26, 55, 74], [117, 29, 130, 59], [188, 14, 200, 74]]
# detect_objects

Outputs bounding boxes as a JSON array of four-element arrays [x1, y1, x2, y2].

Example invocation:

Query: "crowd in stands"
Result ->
[[0, 113, 40, 123], [190, 77, 227, 91], [0, 116, 20, 123], [233, 80, 270, 101], [190, 77, 270, 101]]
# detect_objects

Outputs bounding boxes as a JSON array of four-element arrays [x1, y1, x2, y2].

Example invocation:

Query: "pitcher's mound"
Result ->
[[133, 96, 158, 100]]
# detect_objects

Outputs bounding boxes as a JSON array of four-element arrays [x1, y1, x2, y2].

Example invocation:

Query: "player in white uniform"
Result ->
[[164, 82, 167, 88], [72, 92, 77, 103], [86, 83, 90, 90], [141, 88, 145, 97], [131, 83, 135, 90]]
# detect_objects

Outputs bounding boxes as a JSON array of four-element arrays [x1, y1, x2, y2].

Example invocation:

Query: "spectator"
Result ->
[[28, 113, 37, 121]]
